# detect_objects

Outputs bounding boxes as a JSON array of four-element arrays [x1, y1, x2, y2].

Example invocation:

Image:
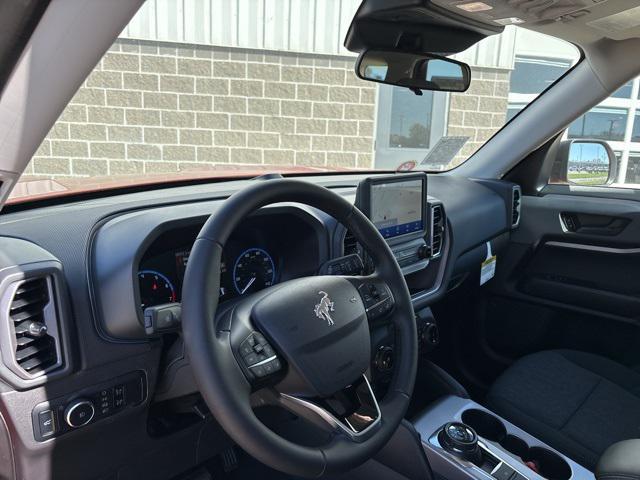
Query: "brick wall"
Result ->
[[26, 38, 511, 177], [448, 68, 510, 166], [26, 39, 377, 177]]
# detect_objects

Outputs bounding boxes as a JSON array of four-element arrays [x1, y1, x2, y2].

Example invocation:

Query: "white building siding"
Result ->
[[123, 0, 517, 69], [124, 0, 363, 55]]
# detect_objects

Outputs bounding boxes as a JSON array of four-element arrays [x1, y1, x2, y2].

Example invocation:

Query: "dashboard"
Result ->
[[137, 213, 321, 311], [0, 173, 520, 480]]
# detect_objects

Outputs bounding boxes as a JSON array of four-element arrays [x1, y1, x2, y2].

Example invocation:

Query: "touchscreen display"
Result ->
[[370, 179, 423, 239]]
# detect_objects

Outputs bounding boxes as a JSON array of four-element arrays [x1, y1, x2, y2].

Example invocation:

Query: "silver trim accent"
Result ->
[[249, 355, 277, 368], [490, 462, 504, 475], [280, 375, 381, 439], [559, 213, 571, 233], [545, 241, 640, 255], [413, 396, 586, 480], [428, 431, 534, 480], [64, 400, 95, 428], [365, 298, 386, 312]]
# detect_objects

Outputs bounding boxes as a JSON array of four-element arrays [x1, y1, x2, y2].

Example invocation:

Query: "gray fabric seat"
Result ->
[[486, 350, 640, 471]]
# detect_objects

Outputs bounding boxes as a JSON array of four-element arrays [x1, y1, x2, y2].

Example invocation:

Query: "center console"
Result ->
[[413, 396, 594, 480]]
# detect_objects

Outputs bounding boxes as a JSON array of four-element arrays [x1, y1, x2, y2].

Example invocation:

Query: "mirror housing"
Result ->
[[551, 139, 618, 186], [355, 49, 471, 93]]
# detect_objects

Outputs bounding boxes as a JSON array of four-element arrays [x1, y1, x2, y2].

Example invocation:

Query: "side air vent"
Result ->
[[430, 204, 444, 258], [343, 230, 358, 257], [512, 186, 522, 228], [7, 276, 62, 377]]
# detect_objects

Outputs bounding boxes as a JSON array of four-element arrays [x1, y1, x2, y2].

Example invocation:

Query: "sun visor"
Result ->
[[344, 0, 503, 55]]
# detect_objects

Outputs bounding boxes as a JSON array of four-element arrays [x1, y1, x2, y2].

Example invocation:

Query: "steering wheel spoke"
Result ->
[[345, 274, 396, 323], [217, 295, 287, 387], [236, 330, 284, 382], [278, 375, 382, 442]]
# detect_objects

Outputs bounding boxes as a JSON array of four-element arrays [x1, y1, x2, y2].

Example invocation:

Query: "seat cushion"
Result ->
[[486, 350, 640, 471]]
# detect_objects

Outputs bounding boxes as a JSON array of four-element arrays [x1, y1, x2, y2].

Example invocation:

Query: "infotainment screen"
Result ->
[[356, 173, 427, 241], [371, 179, 423, 238]]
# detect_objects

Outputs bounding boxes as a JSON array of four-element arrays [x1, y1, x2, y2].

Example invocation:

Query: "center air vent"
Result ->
[[7, 276, 61, 377], [430, 204, 445, 257], [512, 186, 522, 228]]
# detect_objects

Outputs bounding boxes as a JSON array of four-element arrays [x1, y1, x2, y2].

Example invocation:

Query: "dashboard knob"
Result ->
[[64, 399, 95, 428], [417, 244, 431, 259]]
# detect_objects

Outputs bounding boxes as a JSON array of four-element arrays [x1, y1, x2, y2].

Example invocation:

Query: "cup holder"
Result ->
[[523, 447, 572, 480], [460, 410, 571, 480], [501, 434, 529, 459], [500, 435, 571, 480], [460, 409, 507, 442]]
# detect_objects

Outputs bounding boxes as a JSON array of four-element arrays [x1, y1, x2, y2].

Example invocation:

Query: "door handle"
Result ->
[[559, 212, 630, 236]]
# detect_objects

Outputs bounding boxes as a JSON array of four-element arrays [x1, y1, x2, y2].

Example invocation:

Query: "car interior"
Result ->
[[1, 0, 640, 479]]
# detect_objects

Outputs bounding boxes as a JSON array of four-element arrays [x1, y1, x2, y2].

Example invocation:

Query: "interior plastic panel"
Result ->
[[413, 395, 594, 480], [508, 194, 640, 324], [0, 173, 518, 479], [91, 203, 330, 340]]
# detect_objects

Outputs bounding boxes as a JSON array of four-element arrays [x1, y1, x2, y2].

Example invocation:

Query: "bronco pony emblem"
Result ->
[[314, 291, 335, 326]]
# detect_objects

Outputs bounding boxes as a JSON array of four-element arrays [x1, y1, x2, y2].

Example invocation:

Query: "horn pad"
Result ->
[[251, 276, 370, 397]]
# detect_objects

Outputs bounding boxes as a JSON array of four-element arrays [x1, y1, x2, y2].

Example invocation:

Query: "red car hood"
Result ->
[[8, 165, 355, 204]]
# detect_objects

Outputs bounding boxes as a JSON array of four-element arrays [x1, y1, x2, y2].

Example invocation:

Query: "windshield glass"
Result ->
[[13, 2, 579, 202]]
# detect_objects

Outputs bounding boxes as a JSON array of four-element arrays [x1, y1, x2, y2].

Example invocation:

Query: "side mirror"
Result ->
[[356, 49, 471, 93], [552, 140, 617, 186]]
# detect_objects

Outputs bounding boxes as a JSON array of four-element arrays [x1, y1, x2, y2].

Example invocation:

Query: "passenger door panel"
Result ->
[[483, 193, 640, 367]]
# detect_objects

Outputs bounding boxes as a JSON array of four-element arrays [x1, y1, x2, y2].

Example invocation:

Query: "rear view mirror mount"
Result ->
[[355, 49, 471, 94]]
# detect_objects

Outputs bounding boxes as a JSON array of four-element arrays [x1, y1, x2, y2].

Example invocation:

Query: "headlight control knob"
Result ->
[[64, 399, 95, 428]]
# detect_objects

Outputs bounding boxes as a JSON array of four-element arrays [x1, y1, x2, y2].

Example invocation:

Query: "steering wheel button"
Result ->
[[271, 358, 281, 370], [252, 365, 266, 377], [253, 343, 264, 353], [245, 352, 259, 365], [262, 344, 274, 356], [240, 344, 253, 356], [253, 333, 266, 345]]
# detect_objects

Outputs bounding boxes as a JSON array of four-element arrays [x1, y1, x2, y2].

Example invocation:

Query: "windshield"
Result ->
[[13, 2, 579, 202]]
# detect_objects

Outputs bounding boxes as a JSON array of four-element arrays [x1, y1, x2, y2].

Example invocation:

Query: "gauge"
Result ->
[[232, 248, 276, 295], [138, 270, 177, 310]]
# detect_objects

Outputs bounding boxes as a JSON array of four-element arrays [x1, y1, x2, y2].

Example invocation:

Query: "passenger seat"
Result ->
[[486, 350, 640, 471]]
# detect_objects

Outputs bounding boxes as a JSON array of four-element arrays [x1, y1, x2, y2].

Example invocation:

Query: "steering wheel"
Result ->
[[181, 179, 417, 477]]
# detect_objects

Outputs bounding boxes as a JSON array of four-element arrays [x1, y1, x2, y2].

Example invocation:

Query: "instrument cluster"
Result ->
[[136, 212, 320, 312]]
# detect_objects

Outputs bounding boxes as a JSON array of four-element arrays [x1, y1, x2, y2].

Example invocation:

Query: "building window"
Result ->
[[627, 155, 640, 184], [632, 112, 640, 142], [388, 88, 434, 149], [568, 107, 628, 142], [612, 82, 633, 99], [510, 56, 572, 95], [506, 104, 525, 121]]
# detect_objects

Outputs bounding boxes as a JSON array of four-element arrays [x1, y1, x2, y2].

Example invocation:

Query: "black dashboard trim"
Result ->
[[89, 202, 332, 342]]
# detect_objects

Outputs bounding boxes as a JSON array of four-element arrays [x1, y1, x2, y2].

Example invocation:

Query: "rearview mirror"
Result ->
[[356, 49, 471, 92], [553, 140, 618, 186]]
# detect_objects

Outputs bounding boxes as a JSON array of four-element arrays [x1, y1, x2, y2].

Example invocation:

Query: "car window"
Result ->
[[14, 1, 579, 202], [543, 78, 640, 190]]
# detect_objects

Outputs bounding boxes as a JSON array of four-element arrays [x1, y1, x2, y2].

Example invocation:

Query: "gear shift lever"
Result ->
[[438, 422, 482, 464]]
